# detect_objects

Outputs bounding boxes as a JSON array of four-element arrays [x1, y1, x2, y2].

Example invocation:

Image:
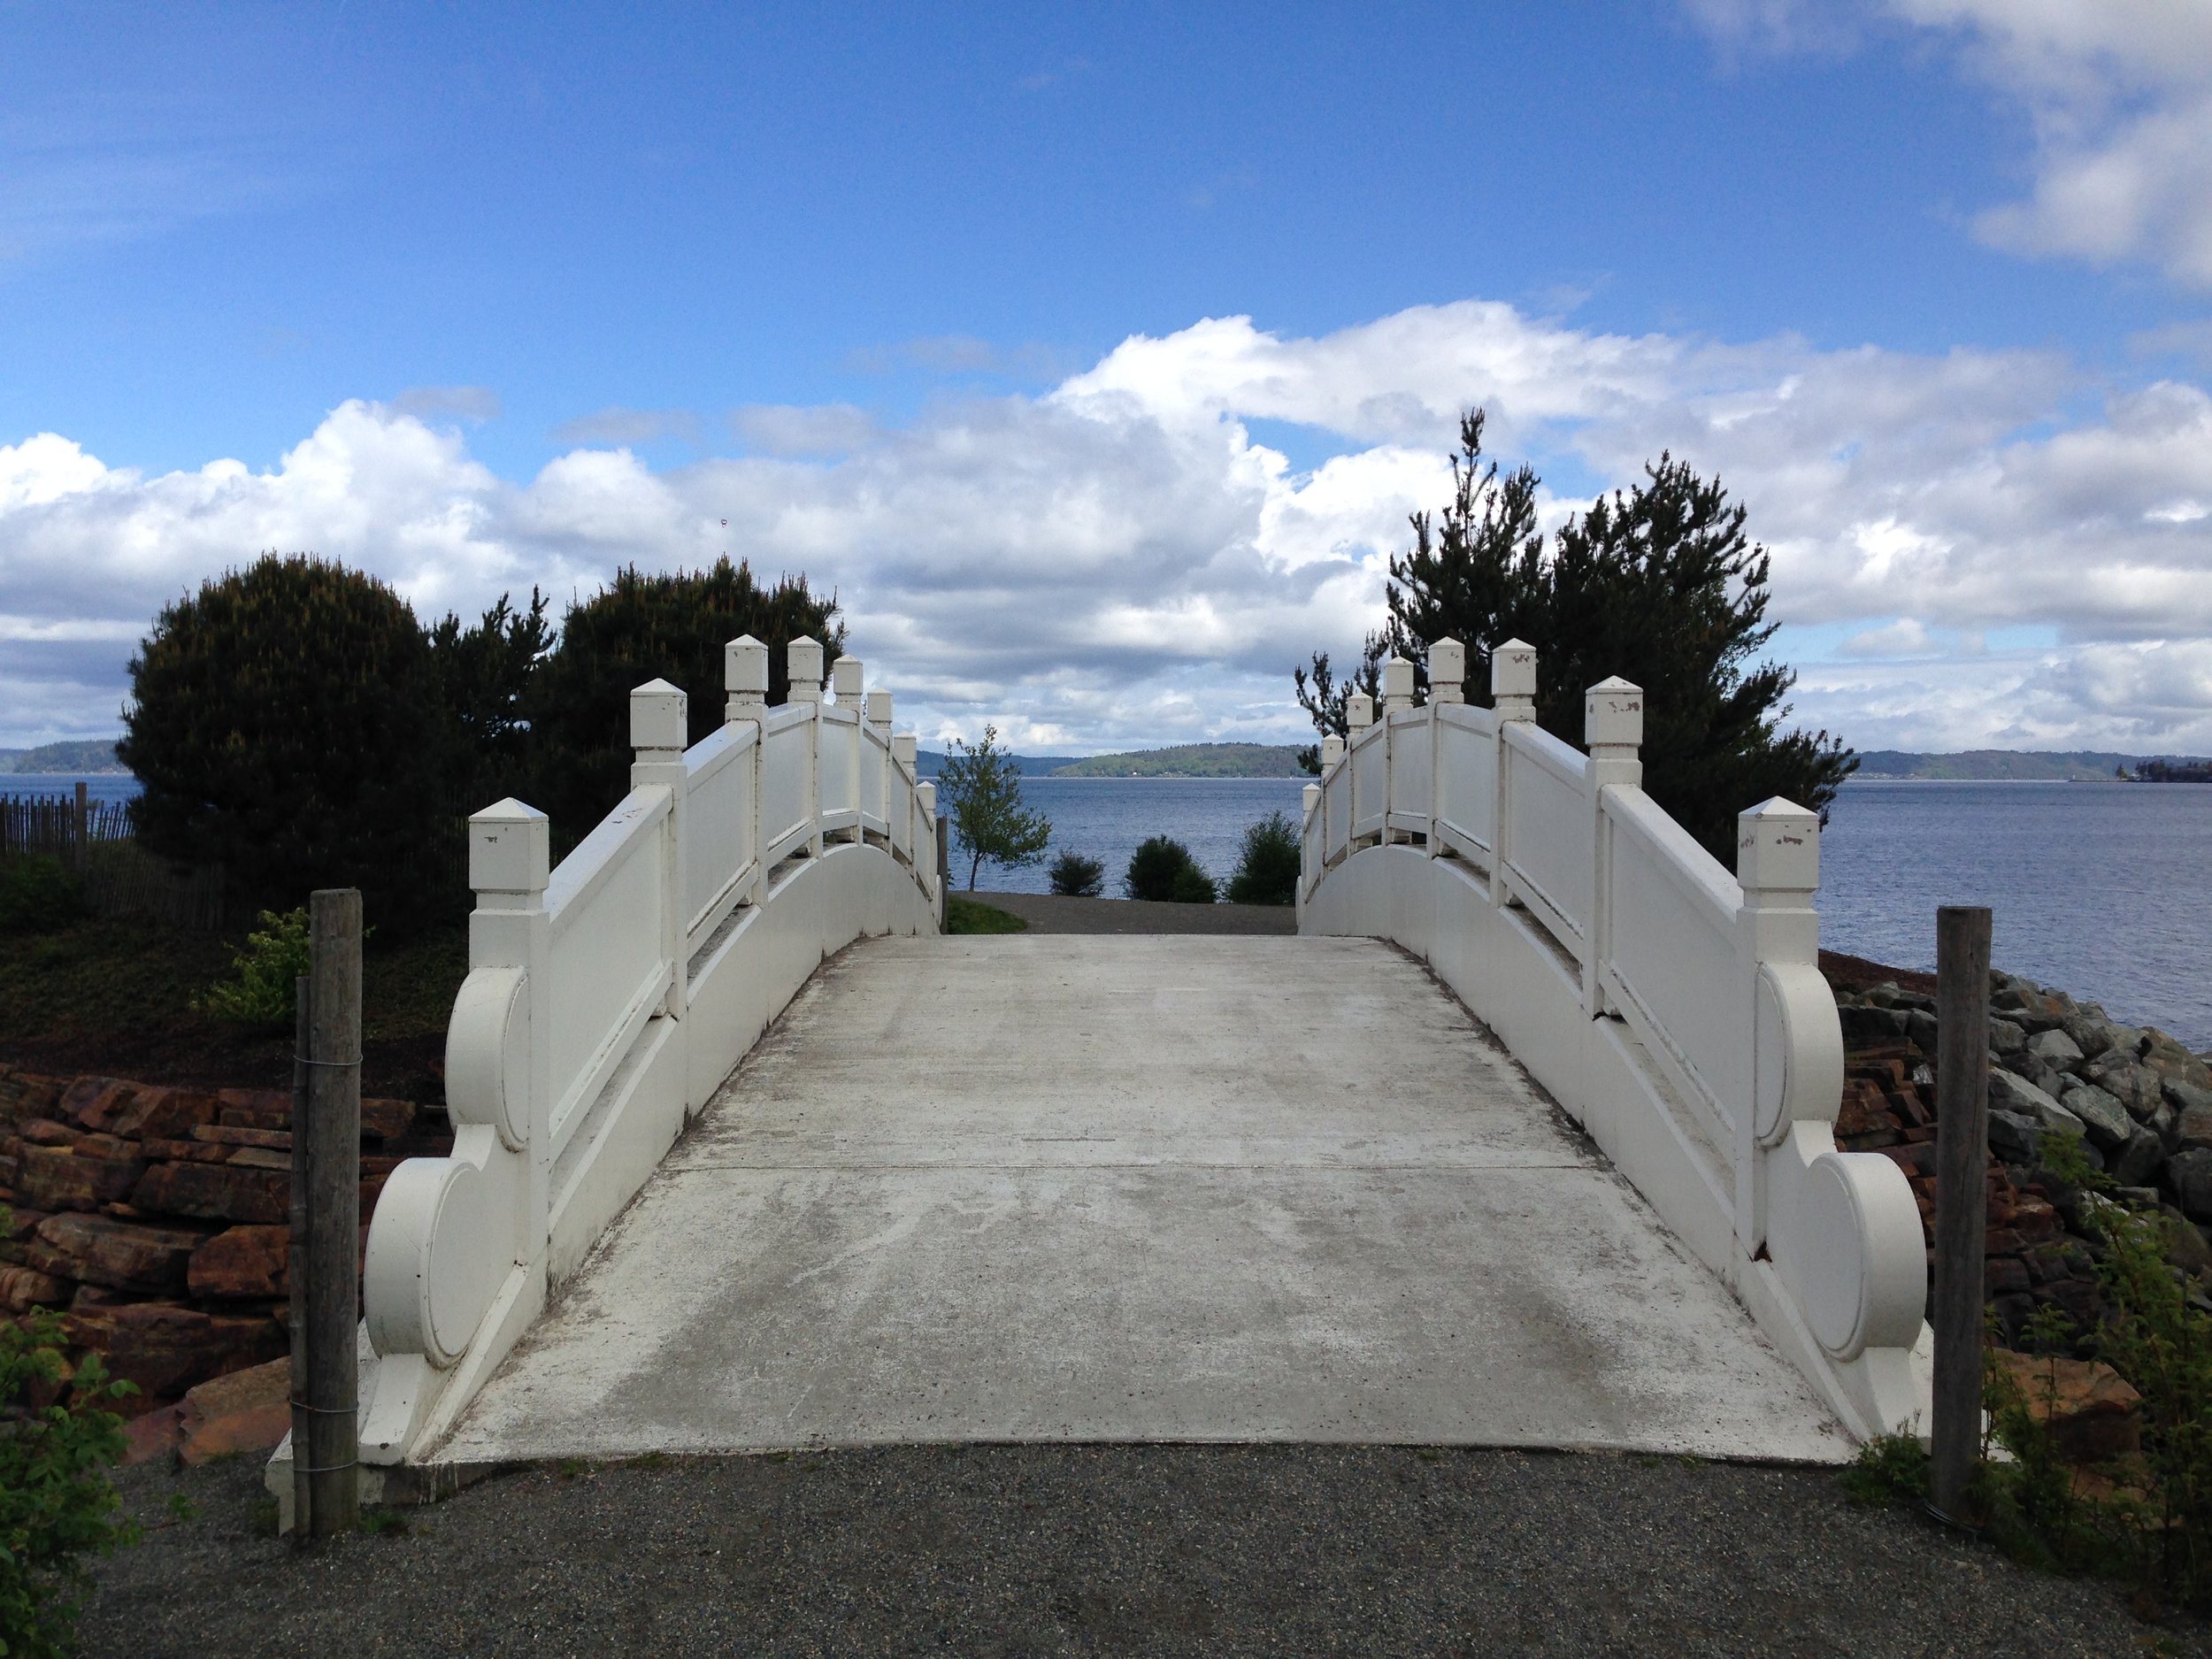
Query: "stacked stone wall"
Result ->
[[0, 1063, 450, 1411]]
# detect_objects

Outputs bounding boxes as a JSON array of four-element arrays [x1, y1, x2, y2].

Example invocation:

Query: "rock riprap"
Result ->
[[0, 1064, 450, 1417], [1830, 968, 2212, 1351]]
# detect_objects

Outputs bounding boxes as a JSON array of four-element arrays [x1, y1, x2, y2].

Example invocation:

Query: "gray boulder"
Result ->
[[2083, 1049, 2163, 1121], [1989, 1110, 2045, 1166], [2165, 1076, 2212, 1120], [2024, 1027, 2085, 1071], [2166, 1148, 2212, 1225], [2112, 1123, 2166, 1187], [2063, 1014, 2117, 1060], [2055, 1079, 2133, 1148], [1904, 1009, 1939, 1057], [1987, 1018, 2028, 1058], [1838, 1004, 1908, 1048], [2174, 1105, 2212, 1155], [1988, 1068, 2085, 1137], [2164, 1208, 2212, 1276]]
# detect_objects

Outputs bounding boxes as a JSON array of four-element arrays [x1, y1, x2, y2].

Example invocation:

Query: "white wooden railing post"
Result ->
[[830, 658, 865, 843], [788, 638, 824, 856], [630, 680, 688, 1022], [1345, 692, 1373, 847], [867, 690, 894, 843], [1427, 640, 1463, 861], [916, 781, 939, 900], [894, 732, 918, 864], [1381, 657, 1414, 846], [1582, 677, 1643, 1019], [727, 635, 768, 907], [1488, 639, 1536, 906], [1735, 797, 1828, 1248], [465, 799, 551, 1252]]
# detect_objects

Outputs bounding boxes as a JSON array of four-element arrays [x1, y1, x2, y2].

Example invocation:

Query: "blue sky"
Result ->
[[4, 0, 2210, 754]]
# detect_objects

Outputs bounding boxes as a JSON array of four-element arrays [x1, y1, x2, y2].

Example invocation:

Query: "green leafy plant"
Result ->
[[1841, 1434, 1929, 1508], [1048, 851, 1105, 897], [0, 1294, 140, 1655], [937, 726, 1052, 890], [1125, 836, 1214, 903], [193, 906, 311, 1031], [0, 857, 83, 936], [1225, 811, 1301, 906]]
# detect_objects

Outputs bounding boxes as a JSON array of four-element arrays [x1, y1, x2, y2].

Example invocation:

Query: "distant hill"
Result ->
[[0, 738, 127, 774], [1854, 749, 2212, 781], [1052, 743, 1307, 779], [915, 751, 1083, 779]]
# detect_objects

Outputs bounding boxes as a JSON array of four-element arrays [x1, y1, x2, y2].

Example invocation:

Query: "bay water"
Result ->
[[9, 771, 2204, 1047]]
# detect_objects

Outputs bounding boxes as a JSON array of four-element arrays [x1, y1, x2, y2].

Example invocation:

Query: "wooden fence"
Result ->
[[1, 787, 233, 932]]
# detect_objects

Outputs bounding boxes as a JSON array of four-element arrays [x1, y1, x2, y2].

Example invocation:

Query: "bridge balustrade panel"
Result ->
[[1502, 722, 1593, 955], [1432, 703, 1496, 869], [818, 708, 860, 831], [543, 791, 672, 1153], [759, 707, 814, 863], [1349, 724, 1387, 841], [1323, 756, 1351, 864], [683, 722, 758, 947], [1601, 789, 1746, 1148], [1385, 709, 1431, 839]]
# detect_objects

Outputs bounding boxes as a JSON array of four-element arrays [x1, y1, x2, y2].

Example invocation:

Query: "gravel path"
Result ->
[[83, 1446, 2201, 1657], [966, 891, 1297, 934]]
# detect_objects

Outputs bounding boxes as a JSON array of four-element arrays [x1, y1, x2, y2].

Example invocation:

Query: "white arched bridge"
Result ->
[[270, 633, 1932, 1517]]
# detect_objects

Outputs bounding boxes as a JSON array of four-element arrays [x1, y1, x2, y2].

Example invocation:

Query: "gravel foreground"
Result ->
[[82, 1444, 2204, 1658]]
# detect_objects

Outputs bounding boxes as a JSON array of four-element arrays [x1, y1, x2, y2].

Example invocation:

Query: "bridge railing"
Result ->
[[1299, 638, 1928, 1443], [354, 634, 940, 1468]]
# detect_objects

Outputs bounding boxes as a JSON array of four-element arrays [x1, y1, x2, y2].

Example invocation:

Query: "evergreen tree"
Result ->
[[936, 725, 1051, 888], [524, 558, 842, 841], [1295, 411, 1855, 864]]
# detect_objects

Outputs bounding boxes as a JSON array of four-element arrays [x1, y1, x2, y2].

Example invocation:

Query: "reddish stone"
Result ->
[[130, 1160, 288, 1225], [120, 1401, 186, 1466], [1985, 1228, 2026, 1256], [188, 1226, 289, 1301], [62, 1301, 287, 1405], [108, 1087, 220, 1142], [1836, 1083, 1893, 1138], [0, 1265, 71, 1312], [2015, 1198, 2061, 1243], [59, 1077, 137, 1133], [73, 1132, 141, 1162], [19, 1144, 145, 1213], [191, 1124, 290, 1150], [27, 1213, 210, 1294], [0, 1068, 68, 1124], [20, 1118, 75, 1147], [142, 1138, 231, 1164], [1992, 1349, 2142, 1463], [361, 1097, 415, 1143], [216, 1089, 290, 1132], [224, 1147, 290, 1172], [178, 1357, 290, 1465]]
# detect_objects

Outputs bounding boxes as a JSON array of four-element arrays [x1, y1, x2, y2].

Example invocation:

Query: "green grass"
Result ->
[[947, 895, 1027, 934]]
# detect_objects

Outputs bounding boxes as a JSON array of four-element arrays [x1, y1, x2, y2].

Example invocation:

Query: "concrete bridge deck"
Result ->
[[440, 935, 1851, 1465]]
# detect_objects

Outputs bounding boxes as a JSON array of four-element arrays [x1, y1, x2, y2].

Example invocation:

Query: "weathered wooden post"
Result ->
[[288, 973, 311, 1538], [72, 780, 88, 875], [1931, 904, 1993, 1525], [303, 887, 362, 1537]]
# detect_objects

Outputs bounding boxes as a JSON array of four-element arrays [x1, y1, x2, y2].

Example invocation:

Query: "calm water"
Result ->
[[0, 774, 141, 805], [1820, 781, 2212, 1048], [12, 770, 2204, 1046]]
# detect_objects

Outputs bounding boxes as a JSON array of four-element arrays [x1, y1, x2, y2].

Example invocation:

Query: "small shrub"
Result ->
[[1125, 835, 1213, 903], [0, 1298, 140, 1655], [1841, 1434, 1928, 1509], [1225, 811, 1301, 905], [194, 906, 311, 1031], [0, 856, 83, 935], [1048, 851, 1105, 897]]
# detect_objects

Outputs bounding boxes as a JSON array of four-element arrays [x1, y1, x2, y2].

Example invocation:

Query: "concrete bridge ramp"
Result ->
[[440, 935, 1849, 1465]]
